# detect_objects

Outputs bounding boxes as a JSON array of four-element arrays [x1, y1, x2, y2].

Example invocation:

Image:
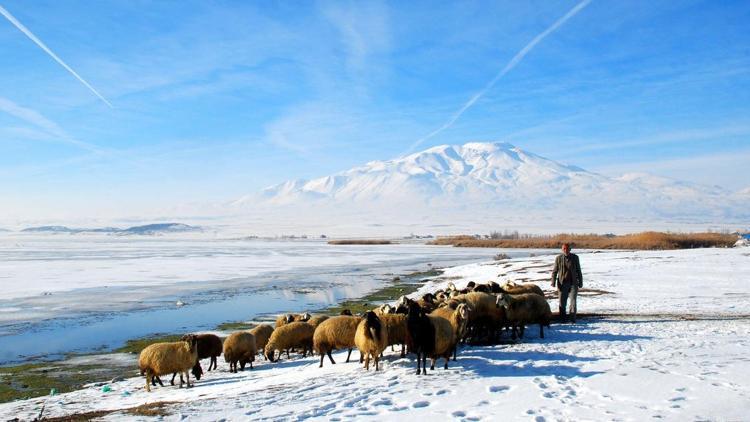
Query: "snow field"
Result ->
[[1, 247, 748, 420]]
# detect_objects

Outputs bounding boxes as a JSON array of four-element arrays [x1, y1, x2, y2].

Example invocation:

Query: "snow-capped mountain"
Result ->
[[233, 142, 746, 225]]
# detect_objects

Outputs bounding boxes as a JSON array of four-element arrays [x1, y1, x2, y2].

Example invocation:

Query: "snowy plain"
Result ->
[[1, 246, 748, 421]]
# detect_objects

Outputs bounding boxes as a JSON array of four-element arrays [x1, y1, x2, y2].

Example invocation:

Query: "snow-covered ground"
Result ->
[[1, 247, 748, 421]]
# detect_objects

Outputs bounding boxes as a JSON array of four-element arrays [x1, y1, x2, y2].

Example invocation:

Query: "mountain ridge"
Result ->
[[229, 141, 746, 225]]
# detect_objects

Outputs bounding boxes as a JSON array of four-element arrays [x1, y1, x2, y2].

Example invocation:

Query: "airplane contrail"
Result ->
[[406, 0, 591, 154], [0, 5, 113, 108]]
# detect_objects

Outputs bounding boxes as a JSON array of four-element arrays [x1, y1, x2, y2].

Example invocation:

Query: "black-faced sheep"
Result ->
[[223, 331, 257, 372], [194, 333, 222, 371], [340, 309, 353, 316], [405, 298, 435, 375], [354, 311, 388, 371], [496, 293, 551, 339], [249, 324, 274, 359], [313, 315, 363, 367], [139, 334, 199, 392], [264, 321, 315, 362]]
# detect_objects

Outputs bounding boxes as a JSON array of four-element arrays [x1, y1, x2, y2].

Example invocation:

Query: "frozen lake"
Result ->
[[0, 234, 547, 364]]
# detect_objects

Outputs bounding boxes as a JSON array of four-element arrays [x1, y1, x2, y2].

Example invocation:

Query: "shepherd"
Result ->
[[551, 242, 583, 322]]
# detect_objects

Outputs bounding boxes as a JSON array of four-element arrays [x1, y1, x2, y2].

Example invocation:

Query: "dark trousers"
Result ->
[[558, 283, 578, 320]]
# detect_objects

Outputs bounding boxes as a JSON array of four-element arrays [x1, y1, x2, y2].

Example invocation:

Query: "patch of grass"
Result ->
[[114, 334, 183, 354], [126, 401, 176, 417], [404, 268, 443, 278], [216, 321, 255, 331], [0, 363, 108, 403], [429, 232, 736, 250], [327, 239, 392, 245], [321, 283, 415, 315], [319, 269, 443, 315]]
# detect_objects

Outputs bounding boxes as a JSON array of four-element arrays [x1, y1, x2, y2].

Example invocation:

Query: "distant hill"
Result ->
[[20, 223, 201, 235]]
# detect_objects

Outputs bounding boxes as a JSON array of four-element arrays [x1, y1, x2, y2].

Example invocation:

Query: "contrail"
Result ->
[[406, 0, 591, 154], [0, 5, 113, 108]]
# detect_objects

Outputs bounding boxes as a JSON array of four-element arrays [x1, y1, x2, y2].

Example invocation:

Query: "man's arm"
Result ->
[[551, 255, 559, 288], [575, 255, 583, 287]]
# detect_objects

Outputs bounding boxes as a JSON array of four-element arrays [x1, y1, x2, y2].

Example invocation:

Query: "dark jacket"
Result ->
[[551, 253, 582, 288]]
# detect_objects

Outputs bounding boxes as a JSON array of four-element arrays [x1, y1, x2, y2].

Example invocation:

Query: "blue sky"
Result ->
[[1, 0, 749, 220]]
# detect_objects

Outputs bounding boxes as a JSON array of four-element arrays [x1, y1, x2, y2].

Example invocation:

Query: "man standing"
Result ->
[[551, 243, 583, 322]]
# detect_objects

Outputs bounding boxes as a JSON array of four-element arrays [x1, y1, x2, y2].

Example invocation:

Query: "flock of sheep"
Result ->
[[137, 280, 552, 391]]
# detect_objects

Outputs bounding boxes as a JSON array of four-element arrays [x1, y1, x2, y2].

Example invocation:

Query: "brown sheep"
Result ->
[[427, 304, 469, 370], [354, 311, 388, 371], [264, 321, 315, 362], [313, 315, 363, 367], [223, 332, 257, 372], [307, 315, 330, 329], [496, 293, 552, 339], [249, 324, 274, 361], [139, 334, 198, 392], [430, 303, 470, 360], [275, 312, 311, 329], [379, 313, 408, 357], [445, 292, 506, 343], [501, 281, 544, 296]]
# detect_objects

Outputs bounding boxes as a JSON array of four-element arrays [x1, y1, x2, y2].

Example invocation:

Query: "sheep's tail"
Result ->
[[369, 326, 380, 342]]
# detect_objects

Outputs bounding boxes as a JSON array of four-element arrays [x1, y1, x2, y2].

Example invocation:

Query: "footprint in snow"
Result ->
[[412, 401, 430, 408], [435, 389, 449, 395], [488, 385, 510, 393], [452, 411, 466, 417], [372, 399, 392, 407]]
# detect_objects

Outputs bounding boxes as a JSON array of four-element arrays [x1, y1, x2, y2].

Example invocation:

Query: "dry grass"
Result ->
[[429, 232, 736, 250], [327, 239, 392, 245]]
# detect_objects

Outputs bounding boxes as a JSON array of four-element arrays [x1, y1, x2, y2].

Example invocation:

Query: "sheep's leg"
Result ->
[[421, 353, 427, 375], [185, 370, 191, 388], [391, 344, 394, 352], [444, 356, 449, 370], [170, 373, 177, 385], [364, 354, 370, 371], [415, 352, 422, 375], [430, 357, 436, 371], [375, 354, 380, 371], [539, 323, 544, 339], [145, 372, 152, 392], [400, 343, 405, 358], [452, 345, 457, 361], [250, 359, 253, 370], [286, 349, 290, 359], [345, 348, 352, 363], [327, 350, 336, 365], [240, 360, 246, 371], [319, 353, 325, 368], [519, 324, 525, 339]]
